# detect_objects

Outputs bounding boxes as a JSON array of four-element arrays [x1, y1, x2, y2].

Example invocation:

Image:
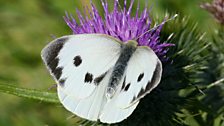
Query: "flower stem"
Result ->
[[0, 82, 59, 103]]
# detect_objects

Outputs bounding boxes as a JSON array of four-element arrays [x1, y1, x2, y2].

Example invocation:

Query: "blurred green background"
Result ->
[[0, 0, 221, 126]]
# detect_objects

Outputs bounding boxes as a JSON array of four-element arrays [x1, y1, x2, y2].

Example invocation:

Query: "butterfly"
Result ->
[[41, 34, 162, 124]]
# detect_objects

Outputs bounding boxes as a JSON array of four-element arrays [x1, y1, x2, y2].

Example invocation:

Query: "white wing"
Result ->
[[57, 68, 138, 123], [57, 69, 113, 121], [42, 34, 162, 124], [115, 46, 162, 108], [100, 99, 139, 123], [99, 75, 139, 123], [41, 34, 121, 99], [98, 46, 162, 123]]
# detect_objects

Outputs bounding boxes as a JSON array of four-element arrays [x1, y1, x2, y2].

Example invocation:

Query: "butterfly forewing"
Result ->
[[41, 34, 121, 99]]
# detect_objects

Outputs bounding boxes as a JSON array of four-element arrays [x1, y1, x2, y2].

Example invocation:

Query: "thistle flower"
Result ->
[[64, 0, 174, 61], [201, 0, 224, 25]]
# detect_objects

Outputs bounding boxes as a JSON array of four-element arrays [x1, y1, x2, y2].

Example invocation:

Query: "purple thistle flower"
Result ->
[[64, 0, 174, 61]]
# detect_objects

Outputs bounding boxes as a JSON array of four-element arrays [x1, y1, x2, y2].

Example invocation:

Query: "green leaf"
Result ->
[[0, 82, 59, 103]]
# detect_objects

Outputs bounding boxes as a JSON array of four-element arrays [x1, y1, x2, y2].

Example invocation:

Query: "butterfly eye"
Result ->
[[137, 73, 144, 82], [85, 72, 93, 83], [74, 55, 82, 67]]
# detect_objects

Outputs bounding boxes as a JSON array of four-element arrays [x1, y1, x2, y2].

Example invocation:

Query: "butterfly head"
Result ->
[[125, 40, 138, 48]]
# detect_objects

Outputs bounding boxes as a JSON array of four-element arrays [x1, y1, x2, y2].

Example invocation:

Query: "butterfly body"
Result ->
[[107, 40, 137, 99], [41, 34, 162, 124]]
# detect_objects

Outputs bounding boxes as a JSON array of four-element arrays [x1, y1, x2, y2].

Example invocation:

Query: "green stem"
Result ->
[[0, 82, 59, 103]]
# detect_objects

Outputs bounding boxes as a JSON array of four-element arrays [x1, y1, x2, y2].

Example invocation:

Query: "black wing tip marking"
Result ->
[[41, 37, 68, 65], [41, 37, 68, 80], [48, 58, 59, 72], [146, 61, 162, 91], [54, 67, 63, 80]]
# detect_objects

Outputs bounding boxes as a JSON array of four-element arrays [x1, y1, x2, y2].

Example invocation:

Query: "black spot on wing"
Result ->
[[124, 83, 130, 91], [94, 72, 107, 85], [137, 73, 144, 82], [85, 73, 93, 83], [134, 62, 162, 101], [121, 76, 126, 90], [74, 55, 82, 67], [53, 67, 63, 80]]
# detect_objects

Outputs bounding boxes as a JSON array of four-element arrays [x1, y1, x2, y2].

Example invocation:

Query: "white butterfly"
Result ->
[[41, 34, 162, 124]]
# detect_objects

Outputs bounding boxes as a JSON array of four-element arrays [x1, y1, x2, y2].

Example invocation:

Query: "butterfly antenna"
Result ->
[[134, 14, 178, 41]]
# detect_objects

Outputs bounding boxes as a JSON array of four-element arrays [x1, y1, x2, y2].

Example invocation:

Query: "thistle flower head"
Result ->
[[201, 0, 224, 24], [64, 0, 174, 61]]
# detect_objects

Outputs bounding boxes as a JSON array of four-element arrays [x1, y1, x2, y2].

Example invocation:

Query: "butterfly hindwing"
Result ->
[[115, 46, 162, 108], [99, 75, 139, 123], [41, 34, 121, 99], [100, 99, 139, 123]]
